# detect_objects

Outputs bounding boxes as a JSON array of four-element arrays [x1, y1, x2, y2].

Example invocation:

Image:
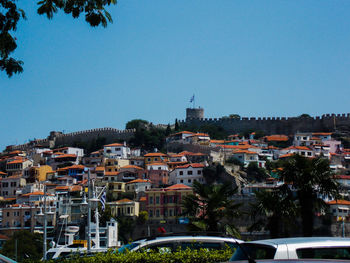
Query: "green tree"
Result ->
[[249, 185, 298, 238], [0, 230, 43, 261], [126, 119, 149, 130], [136, 211, 149, 225], [1, 0, 117, 77], [182, 181, 241, 237], [245, 162, 268, 183], [174, 119, 180, 131], [280, 154, 339, 236], [117, 215, 136, 243], [165, 124, 172, 136]]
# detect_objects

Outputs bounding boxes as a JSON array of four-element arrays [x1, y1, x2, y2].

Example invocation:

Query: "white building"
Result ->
[[103, 143, 130, 159], [169, 163, 205, 186]]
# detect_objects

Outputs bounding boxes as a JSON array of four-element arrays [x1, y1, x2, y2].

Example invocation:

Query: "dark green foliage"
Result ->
[[202, 163, 228, 185], [280, 154, 339, 236], [1, 0, 116, 77], [33, 248, 233, 263], [225, 157, 243, 167], [98, 204, 113, 226], [245, 162, 268, 182], [72, 136, 106, 153], [249, 185, 298, 238], [0, 230, 43, 261], [116, 216, 136, 244], [165, 124, 172, 136], [136, 211, 149, 225], [298, 113, 312, 118], [182, 181, 241, 237], [126, 119, 149, 130], [174, 119, 180, 131], [127, 120, 167, 151]]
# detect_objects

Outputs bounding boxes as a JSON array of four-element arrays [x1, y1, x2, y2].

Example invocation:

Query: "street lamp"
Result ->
[[80, 169, 100, 253], [36, 186, 54, 261]]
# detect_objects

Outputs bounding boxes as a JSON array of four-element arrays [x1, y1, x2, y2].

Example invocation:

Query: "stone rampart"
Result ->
[[9, 128, 136, 151], [182, 113, 350, 134]]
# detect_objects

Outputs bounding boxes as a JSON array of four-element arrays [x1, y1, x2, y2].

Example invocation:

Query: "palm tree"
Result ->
[[249, 184, 298, 238], [181, 181, 241, 237], [280, 154, 339, 236]]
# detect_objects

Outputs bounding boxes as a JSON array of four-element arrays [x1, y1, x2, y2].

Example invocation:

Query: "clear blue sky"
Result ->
[[1, 0, 350, 151]]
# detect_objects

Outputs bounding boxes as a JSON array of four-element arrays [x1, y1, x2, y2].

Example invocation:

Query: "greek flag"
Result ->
[[100, 190, 106, 211], [190, 95, 194, 103]]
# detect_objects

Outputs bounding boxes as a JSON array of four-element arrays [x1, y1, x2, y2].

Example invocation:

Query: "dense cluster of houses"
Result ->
[[0, 130, 350, 243]]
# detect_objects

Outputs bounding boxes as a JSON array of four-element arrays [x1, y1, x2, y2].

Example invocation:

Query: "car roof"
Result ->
[[143, 235, 242, 242], [244, 237, 350, 246]]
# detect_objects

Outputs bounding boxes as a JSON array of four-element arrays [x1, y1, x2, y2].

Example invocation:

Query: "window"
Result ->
[[131, 161, 134, 165], [164, 209, 168, 217], [155, 158, 158, 161], [308, 152, 312, 156], [127, 207, 130, 214], [156, 196, 160, 204], [156, 209, 160, 217], [180, 180, 184, 183], [188, 179, 192, 183], [149, 210, 153, 217], [296, 247, 350, 259], [187, 171, 193, 175], [150, 196, 153, 204], [158, 167, 161, 170], [115, 148, 121, 151], [147, 158, 151, 162], [169, 209, 173, 217], [118, 185, 121, 190], [179, 171, 183, 175], [197, 170, 202, 175]]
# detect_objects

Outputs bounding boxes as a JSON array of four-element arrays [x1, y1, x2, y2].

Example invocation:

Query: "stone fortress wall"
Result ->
[[182, 108, 350, 135], [9, 128, 136, 151]]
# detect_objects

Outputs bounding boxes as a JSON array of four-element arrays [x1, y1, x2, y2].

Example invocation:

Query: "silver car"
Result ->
[[118, 235, 242, 253], [230, 237, 350, 261]]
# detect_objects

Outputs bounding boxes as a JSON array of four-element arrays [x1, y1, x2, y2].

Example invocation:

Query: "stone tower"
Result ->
[[186, 107, 204, 120]]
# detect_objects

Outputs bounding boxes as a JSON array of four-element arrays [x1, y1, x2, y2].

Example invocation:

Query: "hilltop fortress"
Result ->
[[6, 108, 350, 151], [181, 107, 350, 135]]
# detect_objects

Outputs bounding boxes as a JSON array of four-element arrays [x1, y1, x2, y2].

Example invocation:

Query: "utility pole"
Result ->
[[43, 184, 47, 260], [87, 169, 91, 253]]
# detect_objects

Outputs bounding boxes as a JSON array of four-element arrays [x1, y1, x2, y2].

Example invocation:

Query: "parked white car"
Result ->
[[230, 237, 350, 261], [118, 235, 242, 253]]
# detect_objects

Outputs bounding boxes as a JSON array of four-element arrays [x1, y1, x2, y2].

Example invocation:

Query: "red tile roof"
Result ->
[[126, 179, 151, 184], [104, 143, 124, 147], [265, 135, 289, 142], [121, 165, 144, 170], [327, 200, 350, 205], [233, 150, 258, 155], [175, 163, 205, 169], [144, 152, 167, 157], [166, 184, 192, 190], [54, 154, 77, 159], [105, 172, 120, 176]]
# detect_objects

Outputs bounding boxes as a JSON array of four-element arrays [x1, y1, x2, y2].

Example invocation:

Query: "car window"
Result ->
[[230, 244, 276, 261], [296, 247, 350, 260], [118, 242, 141, 253], [180, 241, 223, 250], [46, 252, 56, 260]]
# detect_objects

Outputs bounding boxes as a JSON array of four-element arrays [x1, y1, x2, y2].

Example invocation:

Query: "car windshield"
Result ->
[[118, 242, 141, 253], [230, 243, 276, 261], [46, 252, 56, 260]]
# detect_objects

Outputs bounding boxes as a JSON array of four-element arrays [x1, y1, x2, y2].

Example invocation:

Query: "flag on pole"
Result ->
[[190, 94, 194, 103], [100, 190, 106, 211]]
